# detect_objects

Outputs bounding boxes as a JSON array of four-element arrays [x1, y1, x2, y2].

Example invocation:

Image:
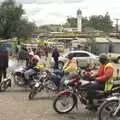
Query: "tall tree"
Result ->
[[0, 0, 36, 39], [89, 12, 113, 32], [0, 0, 24, 38], [64, 13, 113, 33]]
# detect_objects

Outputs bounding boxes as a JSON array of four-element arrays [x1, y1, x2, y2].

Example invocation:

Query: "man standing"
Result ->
[[0, 46, 9, 83], [52, 47, 60, 69]]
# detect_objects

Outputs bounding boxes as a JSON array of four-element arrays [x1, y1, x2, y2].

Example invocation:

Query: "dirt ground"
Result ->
[[0, 57, 120, 120]]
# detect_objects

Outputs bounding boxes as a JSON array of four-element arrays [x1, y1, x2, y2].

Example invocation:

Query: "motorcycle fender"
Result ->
[[57, 90, 72, 96], [106, 96, 119, 102], [57, 90, 78, 105]]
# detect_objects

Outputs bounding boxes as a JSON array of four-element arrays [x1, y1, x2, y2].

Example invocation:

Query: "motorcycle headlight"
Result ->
[[41, 72, 47, 78]]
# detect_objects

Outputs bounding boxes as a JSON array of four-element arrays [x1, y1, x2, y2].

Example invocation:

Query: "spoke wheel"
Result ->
[[98, 100, 119, 120], [53, 93, 77, 114]]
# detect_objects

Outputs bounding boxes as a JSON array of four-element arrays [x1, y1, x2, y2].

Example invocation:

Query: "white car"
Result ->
[[51, 50, 99, 69]]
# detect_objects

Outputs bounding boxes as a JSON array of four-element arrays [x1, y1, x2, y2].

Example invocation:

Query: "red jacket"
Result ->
[[96, 63, 113, 82]]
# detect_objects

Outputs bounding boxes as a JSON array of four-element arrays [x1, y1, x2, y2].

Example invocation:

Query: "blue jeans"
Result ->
[[24, 69, 36, 80]]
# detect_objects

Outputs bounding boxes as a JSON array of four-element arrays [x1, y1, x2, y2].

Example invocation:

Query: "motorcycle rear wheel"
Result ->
[[98, 100, 119, 120], [0, 81, 8, 92], [53, 93, 77, 114]]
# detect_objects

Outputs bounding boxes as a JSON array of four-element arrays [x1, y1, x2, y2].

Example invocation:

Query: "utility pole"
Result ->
[[114, 18, 120, 37]]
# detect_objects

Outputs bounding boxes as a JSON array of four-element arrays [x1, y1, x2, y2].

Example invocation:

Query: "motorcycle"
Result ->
[[98, 92, 120, 120], [28, 69, 60, 100], [28, 68, 84, 100], [53, 74, 120, 114], [0, 66, 38, 91]]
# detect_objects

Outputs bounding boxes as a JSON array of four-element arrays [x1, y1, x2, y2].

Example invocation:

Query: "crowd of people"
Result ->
[[0, 42, 115, 110], [15, 45, 52, 61]]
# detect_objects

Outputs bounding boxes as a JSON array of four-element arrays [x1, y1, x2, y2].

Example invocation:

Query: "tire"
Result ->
[[58, 62, 64, 70], [28, 87, 38, 100], [98, 100, 119, 120], [53, 93, 77, 114], [28, 85, 43, 100], [0, 81, 8, 92], [46, 80, 57, 91]]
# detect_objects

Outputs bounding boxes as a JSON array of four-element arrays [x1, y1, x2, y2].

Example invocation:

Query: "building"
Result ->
[[108, 38, 120, 53], [77, 9, 82, 32], [63, 9, 82, 32]]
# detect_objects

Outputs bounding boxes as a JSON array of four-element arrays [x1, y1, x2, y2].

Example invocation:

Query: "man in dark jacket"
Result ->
[[0, 47, 9, 83], [52, 47, 60, 69]]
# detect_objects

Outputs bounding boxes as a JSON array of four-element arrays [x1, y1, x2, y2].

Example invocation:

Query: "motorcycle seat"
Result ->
[[68, 74, 80, 80]]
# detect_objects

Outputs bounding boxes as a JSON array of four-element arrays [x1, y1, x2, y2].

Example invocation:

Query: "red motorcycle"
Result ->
[[53, 69, 120, 114]]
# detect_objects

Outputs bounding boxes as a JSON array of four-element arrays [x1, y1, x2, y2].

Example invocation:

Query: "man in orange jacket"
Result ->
[[86, 53, 114, 109]]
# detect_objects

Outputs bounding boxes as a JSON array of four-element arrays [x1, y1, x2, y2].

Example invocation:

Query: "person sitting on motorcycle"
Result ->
[[26, 51, 34, 68], [87, 53, 114, 109], [24, 55, 41, 84], [60, 53, 78, 88]]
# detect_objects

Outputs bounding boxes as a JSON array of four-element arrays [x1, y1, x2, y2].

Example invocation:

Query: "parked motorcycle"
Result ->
[[28, 70, 59, 100], [53, 74, 120, 114], [98, 91, 120, 120], [0, 66, 38, 91]]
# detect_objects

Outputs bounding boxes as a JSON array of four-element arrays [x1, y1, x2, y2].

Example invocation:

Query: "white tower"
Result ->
[[77, 9, 82, 32]]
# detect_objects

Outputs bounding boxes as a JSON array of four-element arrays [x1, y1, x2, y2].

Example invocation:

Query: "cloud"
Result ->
[[17, 0, 58, 4], [1, 0, 120, 25], [63, 0, 85, 3]]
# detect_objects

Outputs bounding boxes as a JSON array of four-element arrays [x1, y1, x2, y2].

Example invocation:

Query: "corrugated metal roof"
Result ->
[[95, 37, 109, 43], [72, 38, 87, 43], [109, 38, 120, 43]]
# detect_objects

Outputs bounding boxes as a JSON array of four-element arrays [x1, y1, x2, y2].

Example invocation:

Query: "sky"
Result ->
[[2, 0, 120, 26]]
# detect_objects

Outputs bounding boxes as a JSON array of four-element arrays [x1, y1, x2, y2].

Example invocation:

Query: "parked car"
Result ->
[[51, 50, 99, 69], [107, 53, 120, 63]]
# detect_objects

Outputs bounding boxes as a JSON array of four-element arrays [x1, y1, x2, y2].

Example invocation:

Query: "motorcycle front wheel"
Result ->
[[98, 100, 119, 120], [28, 85, 43, 100], [53, 93, 77, 114], [0, 79, 11, 92], [0, 81, 7, 92]]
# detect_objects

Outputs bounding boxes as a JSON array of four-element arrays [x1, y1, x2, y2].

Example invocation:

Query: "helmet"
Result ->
[[99, 53, 108, 64], [33, 55, 40, 62], [68, 53, 74, 59]]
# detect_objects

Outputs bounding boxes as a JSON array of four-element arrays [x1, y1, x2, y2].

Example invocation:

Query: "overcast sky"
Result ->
[[3, 0, 120, 26]]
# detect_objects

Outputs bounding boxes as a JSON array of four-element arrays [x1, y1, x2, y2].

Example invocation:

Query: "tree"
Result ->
[[89, 12, 113, 33], [16, 18, 36, 39], [64, 13, 113, 33], [67, 17, 77, 28], [0, 0, 36, 39]]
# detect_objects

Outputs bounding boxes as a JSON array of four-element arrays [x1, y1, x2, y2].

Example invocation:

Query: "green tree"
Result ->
[[64, 13, 113, 33], [16, 18, 36, 39], [89, 12, 113, 33], [67, 17, 77, 27], [0, 0, 36, 39]]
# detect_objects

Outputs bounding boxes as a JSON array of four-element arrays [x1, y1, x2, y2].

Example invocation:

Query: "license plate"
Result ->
[[35, 83, 39, 87]]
